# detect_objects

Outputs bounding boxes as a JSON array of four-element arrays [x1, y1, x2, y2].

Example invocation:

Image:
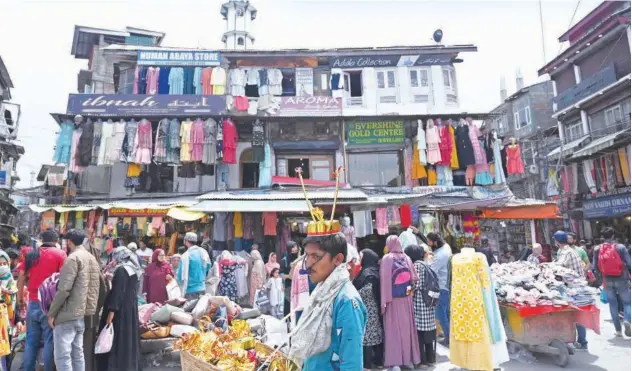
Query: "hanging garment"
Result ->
[[216, 122, 224, 162], [183, 68, 195, 95], [492, 139, 506, 184], [426, 120, 441, 164], [475, 163, 493, 186], [180, 120, 193, 162], [202, 119, 218, 165], [612, 152, 625, 186], [259, 144, 272, 187], [158, 66, 171, 94], [233, 96, 249, 111], [137, 67, 148, 94], [375, 208, 388, 235], [400, 205, 412, 228], [387, 206, 401, 226], [125, 163, 141, 188], [468, 120, 487, 165], [190, 119, 205, 162], [353, 210, 373, 238], [438, 124, 453, 166], [97, 120, 114, 165], [222, 119, 238, 164], [416, 121, 427, 165], [449, 124, 459, 169], [165, 119, 180, 164], [506, 145, 525, 174], [133, 66, 140, 94], [134, 119, 153, 164], [455, 122, 475, 167], [193, 67, 203, 95], [582, 159, 597, 193], [77, 120, 93, 167], [437, 165, 454, 186], [618, 147, 631, 185], [211, 67, 227, 95], [267, 69, 283, 96], [229, 69, 246, 96], [169, 68, 185, 95], [53, 120, 74, 165], [605, 154, 616, 191], [404, 146, 413, 188], [341, 225, 357, 248], [412, 143, 427, 180], [108, 120, 127, 165], [251, 120, 265, 163], [201, 67, 213, 95], [121, 119, 138, 162], [69, 129, 86, 173], [258, 69, 269, 96], [154, 119, 169, 163], [145, 67, 160, 95], [465, 165, 476, 186], [91, 119, 102, 165]]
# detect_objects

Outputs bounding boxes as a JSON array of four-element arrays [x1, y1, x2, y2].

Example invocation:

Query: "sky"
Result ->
[[0, 0, 602, 188]]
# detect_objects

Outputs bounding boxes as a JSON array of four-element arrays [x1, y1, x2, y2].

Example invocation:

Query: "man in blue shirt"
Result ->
[[177, 232, 211, 299], [428, 232, 452, 344], [593, 227, 631, 338], [289, 233, 367, 371]]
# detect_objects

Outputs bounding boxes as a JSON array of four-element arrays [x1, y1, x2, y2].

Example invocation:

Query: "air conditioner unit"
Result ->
[[528, 164, 539, 175]]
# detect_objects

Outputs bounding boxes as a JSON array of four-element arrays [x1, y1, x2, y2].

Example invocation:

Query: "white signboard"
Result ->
[[295, 68, 314, 97]]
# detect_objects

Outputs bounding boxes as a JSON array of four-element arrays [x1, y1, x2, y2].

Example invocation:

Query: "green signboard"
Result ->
[[346, 121, 405, 146]]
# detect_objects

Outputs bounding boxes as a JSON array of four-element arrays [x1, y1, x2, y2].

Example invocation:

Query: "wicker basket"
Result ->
[[180, 350, 221, 371]]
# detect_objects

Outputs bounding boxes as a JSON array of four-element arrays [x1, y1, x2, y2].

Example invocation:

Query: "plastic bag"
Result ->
[[166, 280, 182, 300], [191, 294, 211, 319], [95, 324, 114, 354]]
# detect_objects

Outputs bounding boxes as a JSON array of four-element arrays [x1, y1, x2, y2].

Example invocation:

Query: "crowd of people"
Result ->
[[0, 222, 627, 371]]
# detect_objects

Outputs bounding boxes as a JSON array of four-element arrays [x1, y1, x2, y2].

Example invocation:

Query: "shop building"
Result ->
[[539, 0, 631, 240]]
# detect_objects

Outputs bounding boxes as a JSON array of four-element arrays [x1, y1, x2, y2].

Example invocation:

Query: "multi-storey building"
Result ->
[[486, 78, 557, 199], [539, 0, 631, 240]]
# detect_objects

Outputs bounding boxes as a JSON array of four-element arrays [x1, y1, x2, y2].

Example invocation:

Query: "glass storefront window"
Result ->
[[348, 152, 402, 186]]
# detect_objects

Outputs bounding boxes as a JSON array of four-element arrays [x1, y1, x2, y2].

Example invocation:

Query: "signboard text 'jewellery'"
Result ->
[[137, 50, 221, 66], [346, 121, 405, 146], [66, 94, 226, 116]]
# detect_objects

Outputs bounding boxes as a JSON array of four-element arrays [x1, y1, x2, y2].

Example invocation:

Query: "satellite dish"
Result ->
[[433, 29, 443, 43]]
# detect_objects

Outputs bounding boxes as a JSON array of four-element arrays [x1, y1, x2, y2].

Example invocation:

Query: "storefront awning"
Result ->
[[190, 200, 309, 212], [547, 135, 590, 159], [167, 207, 206, 221], [570, 129, 631, 160], [479, 199, 560, 219], [29, 204, 98, 213], [198, 188, 367, 201]]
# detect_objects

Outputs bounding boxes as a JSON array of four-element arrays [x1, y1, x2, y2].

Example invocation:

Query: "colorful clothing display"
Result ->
[[222, 119, 238, 164], [180, 120, 193, 162], [467, 119, 486, 165], [438, 123, 452, 166], [449, 124, 460, 169], [121, 119, 138, 162], [190, 119, 205, 162], [416, 120, 427, 165], [154, 119, 169, 162], [455, 122, 475, 167], [168, 68, 185, 95], [506, 144, 525, 174], [412, 143, 427, 180], [53, 120, 74, 165], [202, 119, 217, 164], [134, 119, 153, 164], [425, 119, 441, 164]]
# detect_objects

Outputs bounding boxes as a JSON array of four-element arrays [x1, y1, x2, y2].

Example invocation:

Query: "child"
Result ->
[[266, 268, 284, 319]]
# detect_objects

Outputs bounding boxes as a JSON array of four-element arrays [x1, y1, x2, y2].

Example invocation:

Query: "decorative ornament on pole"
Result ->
[[296, 166, 344, 237]]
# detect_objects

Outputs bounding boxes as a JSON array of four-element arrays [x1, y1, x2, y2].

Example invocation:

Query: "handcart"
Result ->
[[500, 303, 600, 367]]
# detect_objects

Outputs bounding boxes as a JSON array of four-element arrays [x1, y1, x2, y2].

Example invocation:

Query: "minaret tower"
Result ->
[[221, 1, 257, 50]]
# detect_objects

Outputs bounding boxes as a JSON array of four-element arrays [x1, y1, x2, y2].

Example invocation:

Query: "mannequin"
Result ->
[[416, 119, 427, 165], [341, 216, 357, 248], [449, 248, 509, 371], [492, 131, 506, 184], [506, 137, 525, 175], [425, 119, 441, 164]]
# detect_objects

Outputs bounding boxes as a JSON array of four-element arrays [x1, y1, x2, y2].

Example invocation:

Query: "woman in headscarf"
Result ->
[[380, 235, 421, 369], [0, 250, 16, 370], [265, 253, 280, 276], [142, 249, 174, 304], [97, 247, 141, 371], [353, 249, 384, 370], [249, 250, 266, 307], [404, 244, 436, 368]]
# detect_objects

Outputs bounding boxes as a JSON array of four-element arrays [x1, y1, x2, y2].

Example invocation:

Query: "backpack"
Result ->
[[598, 243, 624, 277], [38, 272, 60, 315], [419, 262, 441, 308], [391, 257, 412, 298]]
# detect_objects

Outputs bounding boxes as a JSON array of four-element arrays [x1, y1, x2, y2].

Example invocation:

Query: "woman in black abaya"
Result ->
[[97, 247, 142, 371]]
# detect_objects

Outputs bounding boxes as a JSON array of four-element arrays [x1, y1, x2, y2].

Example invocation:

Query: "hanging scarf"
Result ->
[[289, 263, 349, 363]]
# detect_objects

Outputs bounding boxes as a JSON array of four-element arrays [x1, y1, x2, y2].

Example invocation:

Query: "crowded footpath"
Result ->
[[0, 171, 627, 371]]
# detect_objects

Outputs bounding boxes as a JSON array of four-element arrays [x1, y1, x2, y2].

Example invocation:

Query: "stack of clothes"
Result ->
[[491, 261, 598, 306]]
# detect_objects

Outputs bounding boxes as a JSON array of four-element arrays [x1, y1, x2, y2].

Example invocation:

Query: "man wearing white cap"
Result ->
[[176, 232, 211, 299]]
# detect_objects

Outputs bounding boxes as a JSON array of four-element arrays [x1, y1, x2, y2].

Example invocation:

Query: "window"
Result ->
[[376, 70, 397, 89], [343, 71, 363, 97], [409, 68, 430, 88], [604, 105, 623, 127], [280, 156, 333, 181], [442, 67, 456, 89], [564, 121, 584, 142], [118, 68, 135, 94], [513, 106, 531, 129], [348, 152, 402, 186], [237, 37, 245, 46]]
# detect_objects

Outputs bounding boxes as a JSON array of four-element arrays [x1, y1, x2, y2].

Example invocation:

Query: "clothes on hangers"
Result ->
[[416, 121, 427, 165], [438, 123, 453, 167], [169, 68, 184, 95], [77, 120, 93, 167], [53, 120, 74, 165], [449, 123, 460, 169], [222, 119, 238, 164], [506, 144, 525, 174], [193, 67, 203, 95], [145, 67, 160, 95], [228, 69, 246, 96], [455, 121, 475, 167], [69, 129, 86, 173], [135, 119, 153, 164], [202, 119, 218, 165], [154, 119, 168, 163], [121, 119, 138, 162], [202, 67, 213, 95], [91, 119, 102, 165], [108, 120, 126, 165], [180, 119, 193, 162], [211, 67, 227, 95], [425, 119, 441, 165], [267, 69, 283, 96], [158, 66, 171, 94], [190, 119, 205, 162]]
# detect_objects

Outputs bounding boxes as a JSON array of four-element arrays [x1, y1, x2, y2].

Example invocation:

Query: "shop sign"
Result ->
[[554, 64, 617, 111], [295, 68, 314, 97], [137, 50, 221, 66], [346, 121, 404, 146], [66, 94, 226, 116], [329, 54, 453, 68], [583, 192, 631, 219], [108, 208, 169, 217], [276, 96, 342, 117]]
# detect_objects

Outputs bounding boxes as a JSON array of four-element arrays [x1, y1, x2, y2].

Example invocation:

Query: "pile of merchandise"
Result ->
[[491, 261, 598, 306]]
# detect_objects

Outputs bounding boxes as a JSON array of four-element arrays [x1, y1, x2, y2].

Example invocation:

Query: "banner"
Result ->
[[137, 50, 221, 66], [329, 54, 453, 68], [346, 121, 405, 146], [66, 94, 226, 116], [276, 96, 342, 117], [295, 68, 314, 96], [108, 208, 169, 217], [583, 192, 631, 219]]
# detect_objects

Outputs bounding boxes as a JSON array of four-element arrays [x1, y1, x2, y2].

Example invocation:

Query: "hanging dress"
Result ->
[[121, 119, 138, 163], [218, 262, 238, 302], [416, 121, 427, 165], [154, 119, 169, 163], [53, 120, 74, 165], [468, 119, 487, 165], [455, 121, 475, 167], [449, 124, 460, 169], [167, 119, 180, 164], [97, 120, 114, 166], [134, 119, 153, 164], [108, 120, 126, 165], [506, 145, 525, 174], [492, 139, 506, 184], [69, 129, 86, 173], [412, 143, 427, 180], [258, 144, 272, 187], [180, 120, 193, 162], [91, 119, 102, 165], [438, 123, 452, 167], [77, 120, 94, 167], [222, 119, 238, 164], [190, 119, 205, 162], [425, 119, 441, 165], [202, 119, 217, 164]]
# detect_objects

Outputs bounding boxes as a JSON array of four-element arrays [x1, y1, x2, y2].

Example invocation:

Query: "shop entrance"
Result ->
[[240, 148, 260, 188]]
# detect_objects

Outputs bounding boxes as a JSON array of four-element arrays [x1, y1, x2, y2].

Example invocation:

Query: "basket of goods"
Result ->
[[175, 318, 299, 371]]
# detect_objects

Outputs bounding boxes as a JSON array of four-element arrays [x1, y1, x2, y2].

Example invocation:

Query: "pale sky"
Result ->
[[0, 0, 601, 187]]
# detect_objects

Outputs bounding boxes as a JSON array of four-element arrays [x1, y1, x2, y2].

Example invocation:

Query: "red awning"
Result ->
[[479, 203, 561, 219]]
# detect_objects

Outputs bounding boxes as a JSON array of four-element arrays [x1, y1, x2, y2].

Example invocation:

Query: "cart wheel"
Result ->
[[550, 339, 570, 367]]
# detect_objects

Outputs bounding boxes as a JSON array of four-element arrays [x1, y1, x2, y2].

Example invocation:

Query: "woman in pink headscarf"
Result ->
[[265, 253, 280, 277], [380, 235, 421, 368]]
